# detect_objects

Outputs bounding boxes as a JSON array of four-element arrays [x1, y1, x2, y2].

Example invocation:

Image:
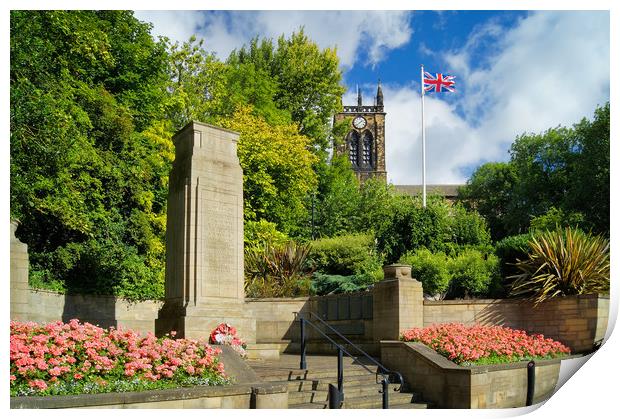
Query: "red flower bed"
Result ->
[[401, 323, 571, 365], [10, 319, 228, 396]]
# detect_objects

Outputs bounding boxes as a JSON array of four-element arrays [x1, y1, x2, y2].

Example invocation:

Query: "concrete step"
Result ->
[[287, 382, 402, 404], [390, 402, 432, 409], [290, 392, 424, 409], [278, 341, 379, 356], [253, 368, 378, 382], [283, 376, 392, 393], [245, 343, 281, 361]]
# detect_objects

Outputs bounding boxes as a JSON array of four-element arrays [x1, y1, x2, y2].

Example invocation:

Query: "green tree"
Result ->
[[311, 155, 361, 238], [165, 36, 227, 129], [11, 11, 171, 299], [459, 103, 609, 240], [228, 29, 345, 152], [507, 126, 578, 233], [217, 107, 318, 234], [355, 177, 399, 235], [375, 196, 452, 263], [457, 162, 517, 240], [568, 103, 610, 235]]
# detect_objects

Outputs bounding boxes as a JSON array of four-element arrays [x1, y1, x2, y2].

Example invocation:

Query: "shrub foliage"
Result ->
[[399, 248, 451, 298], [244, 241, 312, 297], [307, 233, 383, 279], [509, 227, 610, 304]]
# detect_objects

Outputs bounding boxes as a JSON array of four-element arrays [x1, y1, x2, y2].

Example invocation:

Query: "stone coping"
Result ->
[[10, 382, 287, 409], [24, 287, 165, 303], [381, 341, 578, 373], [245, 297, 310, 303], [423, 293, 608, 305], [173, 120, 240, 140], [246, 291, 373, 303]]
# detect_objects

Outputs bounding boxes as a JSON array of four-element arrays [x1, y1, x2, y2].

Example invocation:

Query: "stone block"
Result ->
[[373, 265, 423, 341], [337, 295, 350, 320], [327, 298, 338, 320], [362, 295, 373, 319], [350, 295, 362, 319], [156, 122, 258, 343]]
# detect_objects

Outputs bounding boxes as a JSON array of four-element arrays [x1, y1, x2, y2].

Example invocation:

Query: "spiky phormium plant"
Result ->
[[508, 227, 609, 304]]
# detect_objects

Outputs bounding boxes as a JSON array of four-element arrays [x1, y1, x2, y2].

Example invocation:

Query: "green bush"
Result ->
[[244, 219, 290, 251], [509, 227, 610, 304], [244, 241, 312, 298], [399, 248, 450, 298], [375, 196, 452, 263], [495, 233, 533, 280], [447, 204, 492, 254], [29, 238, 164, 300], [529, 206, 586, 232], [311, 272, 374, 295], [307, 233, 383, 280], [375, 197, 492, 263], [447, 249, 499, 298]]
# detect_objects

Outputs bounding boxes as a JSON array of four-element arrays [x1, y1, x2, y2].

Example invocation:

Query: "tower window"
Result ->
[[349, 132, 359, 166], [362, 131, 373, 168]]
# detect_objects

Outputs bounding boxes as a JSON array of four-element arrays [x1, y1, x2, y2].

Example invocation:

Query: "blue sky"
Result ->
[[134, 9, 610, 185]]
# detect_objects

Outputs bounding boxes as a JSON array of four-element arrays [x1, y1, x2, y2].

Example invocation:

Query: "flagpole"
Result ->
[[421, 64, 427, 208]]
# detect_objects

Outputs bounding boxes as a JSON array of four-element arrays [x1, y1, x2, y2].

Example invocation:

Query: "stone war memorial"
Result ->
[[154, 121, 256, 343], [10, 120, 610, 409]]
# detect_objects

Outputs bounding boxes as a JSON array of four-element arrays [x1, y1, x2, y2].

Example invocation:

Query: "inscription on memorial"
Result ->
[[202, 193, 239, 299]]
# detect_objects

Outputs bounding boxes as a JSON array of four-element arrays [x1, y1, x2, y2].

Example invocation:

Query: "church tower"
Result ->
[[334, 81, 387, 182]]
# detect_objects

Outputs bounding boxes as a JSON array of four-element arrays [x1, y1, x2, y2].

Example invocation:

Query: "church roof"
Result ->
[[393, 184, 463, 198]]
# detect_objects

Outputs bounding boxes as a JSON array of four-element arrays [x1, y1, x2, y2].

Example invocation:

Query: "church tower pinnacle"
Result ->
[[376, 79, 384, 108]]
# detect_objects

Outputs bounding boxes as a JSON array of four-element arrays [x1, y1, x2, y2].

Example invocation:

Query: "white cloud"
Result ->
[[384, 11, 609, 185], [135, 11, 609, 186], [383, 85, 478, 185], [134, 11, 208, 44], [134, 10, 413, 67]]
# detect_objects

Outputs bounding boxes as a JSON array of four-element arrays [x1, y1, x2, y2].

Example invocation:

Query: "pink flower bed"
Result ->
[[10, 319, 228, 396], [401, 323, 571, 365]]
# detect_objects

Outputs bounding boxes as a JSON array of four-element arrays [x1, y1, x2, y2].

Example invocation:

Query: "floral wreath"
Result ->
[[209, 323, 247, 358]]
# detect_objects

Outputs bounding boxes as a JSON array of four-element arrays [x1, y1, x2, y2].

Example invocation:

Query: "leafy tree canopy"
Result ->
[[228, 29, 346, 153], [217, 106, 318, 235], [458, 103, 609, 240], [11, 11, 172, 299]]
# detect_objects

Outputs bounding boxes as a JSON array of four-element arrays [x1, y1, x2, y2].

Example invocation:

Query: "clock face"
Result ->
[[353, 116, 367, 129]]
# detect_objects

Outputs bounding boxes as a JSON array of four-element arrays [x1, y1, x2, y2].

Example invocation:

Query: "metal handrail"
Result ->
[[296, 313, 380, 377], [306, 312, 399, 381], [293, 311, 404, 409]]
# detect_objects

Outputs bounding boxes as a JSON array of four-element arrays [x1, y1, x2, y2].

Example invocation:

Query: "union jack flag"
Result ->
[[423, 72, 456, 93]]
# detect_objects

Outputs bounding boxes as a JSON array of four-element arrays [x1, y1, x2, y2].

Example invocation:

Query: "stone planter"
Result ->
[[10, 382, 288, 409], [381, 341, 570, 408]]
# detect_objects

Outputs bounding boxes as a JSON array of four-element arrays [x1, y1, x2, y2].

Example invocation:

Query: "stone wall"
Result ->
[[423, 294, 609, 353], [13, 290, 608, 355], [246, 291, 375, 352], [381, 341, 561, 408], [11, 382, 288, 409], [24, 290, 162, 335], [10, 221, 30, 321]]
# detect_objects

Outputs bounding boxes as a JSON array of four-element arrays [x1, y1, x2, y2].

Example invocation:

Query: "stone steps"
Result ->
[[283, 376, 395, 393], [256, 340, 379, 357], [249, 354, 429, 409], [290, 393, 428, 409], [286, 382, 402, 404]]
